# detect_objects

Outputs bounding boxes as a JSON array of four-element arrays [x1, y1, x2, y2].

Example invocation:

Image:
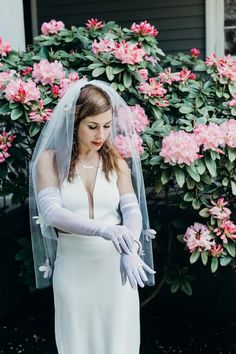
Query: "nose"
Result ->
[[96, 128, 105, 140]]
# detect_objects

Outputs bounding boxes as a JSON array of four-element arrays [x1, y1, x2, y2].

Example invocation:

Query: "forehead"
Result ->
[[83, 109, 112, 124]]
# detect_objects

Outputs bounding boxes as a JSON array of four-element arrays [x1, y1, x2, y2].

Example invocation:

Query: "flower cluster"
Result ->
[[206, 53, 236, 81], [183, 222, 215, 253], [158, 68, 196, 85], [0, 70, 15, 91], [160, 131, 200, 165], [29, 99, 53, 123], [85, 18, 104, 30], [92, 39, 116, 55], [190, 48, 200, 57], [32, 59, 65, 86], [138, 77, 166, 97], [41, 19, 65, 35], [0, 36, 11, 57], [194, 123, 224, 153], [221, 119, 236, 148], [0, 131, 15, 163], [130, 20, 158, 37], [4, 78, 41, 104], [113, 41, 147, 65], [129, 104, 149, 133], [114, 134, 144, 158], [208, 198, 231, 220]]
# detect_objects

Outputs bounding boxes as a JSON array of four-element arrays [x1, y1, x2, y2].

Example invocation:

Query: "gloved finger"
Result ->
[[133, 268, 145, 288], [121, 272, 127, 286], [122, 233, 135, 253], [118, 236, 131, 254], [142, 262, 156, 274], [113, 239, 122, 254], [127, 271, 137, 290], [138, 267, 148, 282]]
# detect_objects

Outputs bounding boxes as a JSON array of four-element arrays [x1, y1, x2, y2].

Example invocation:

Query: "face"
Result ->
[[77, 109, 112, 152]]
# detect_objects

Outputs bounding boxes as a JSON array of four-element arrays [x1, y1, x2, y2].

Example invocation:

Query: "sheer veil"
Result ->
[[29, 79, 155, 288]]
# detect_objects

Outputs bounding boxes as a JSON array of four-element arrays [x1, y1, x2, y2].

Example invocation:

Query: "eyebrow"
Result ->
[[87, 120, 112, 125]]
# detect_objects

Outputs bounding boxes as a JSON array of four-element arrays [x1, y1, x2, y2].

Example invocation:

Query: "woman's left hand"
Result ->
[[120, 252, 155, 289]]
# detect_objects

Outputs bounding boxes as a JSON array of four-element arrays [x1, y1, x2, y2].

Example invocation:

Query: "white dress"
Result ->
[[52, 162, 140, 354]]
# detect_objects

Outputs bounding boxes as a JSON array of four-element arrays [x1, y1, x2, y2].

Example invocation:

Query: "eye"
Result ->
[[104, 125, 111, 129], [88, 126, 97, 130]]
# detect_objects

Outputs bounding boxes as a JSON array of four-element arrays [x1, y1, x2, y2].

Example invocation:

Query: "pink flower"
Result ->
[[114, 134, 144, 158], [194, 123, 225, 153], [41, 19, 65, 35], [214, 220, 236, 244], [138, 69, 148, 81], [160, 131, 201, 165], [21, 67, 33, 76], [138, 78, 166, 97], [0, 37, 11, 56], [145, 56, 158, 65], [59, 77, 86, 98], [190, 48, 200, 57], [208, 198, 231, 220], [51, 84, 60, 98], [68, 71, 79, 81], [32, 59, 65, 86], [129, 105, 149, 133], [0, 71, 11, 91], [85, 18, 104, 30], [5, 78, 41, 104], [221, 119, 236, 148], [158, 67, 181, 85], [210, 244, 223, 257], [179, 69, 196, 83], [29, 99, 53, 123], [131, 21, 158, 37], [184, 222, 215, 253], [206, 53, 236, 82], [92, 39, 116, 55], [0, 131, 15, 163], [113, 41, 147, 65]]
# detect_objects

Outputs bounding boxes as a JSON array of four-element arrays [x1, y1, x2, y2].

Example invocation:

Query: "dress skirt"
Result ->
[[53, 232, 140, 354]]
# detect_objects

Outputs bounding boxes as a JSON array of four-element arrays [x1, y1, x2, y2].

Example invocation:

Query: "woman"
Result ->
[[29, 79, 155, 354]]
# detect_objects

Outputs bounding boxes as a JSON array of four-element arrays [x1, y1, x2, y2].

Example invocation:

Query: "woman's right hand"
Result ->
[[99, 225, 135, 254]]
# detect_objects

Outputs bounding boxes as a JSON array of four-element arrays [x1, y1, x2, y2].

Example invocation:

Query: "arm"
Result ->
[[35, 151, 134, 254]]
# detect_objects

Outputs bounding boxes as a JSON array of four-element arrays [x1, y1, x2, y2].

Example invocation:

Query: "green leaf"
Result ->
[[204, 156, 217, 177], [161, 169, 171, 185], [123, 72, 132, 88], [181, 280, 192, 296], [190, 251, 200, 264], [29, 124, 41, 137], [201, 251, 208, 265], [192, 198, 201, 210], [183, 192, 193, 202], [105, 66, 114, 81], [179, 105, 193, 114], [196, 159, 206, 175], [227, 147, 236, 162], [154, 176, 163, 193], [231, 180, 236, 195], [211, 257, 219, 273], [92, 67, 106, 77], [199, 207, 210, 218], [222, 177, 229, 187], [225, 241, 236, 257], [171, 281, 180, 293], [0, 102, 10, 115], [220, 256, 232, 266], [186, 166, 200, 182], [0, 163, 7, 178], [149, 156, 161, 165], [175, 167, 185, 187], [112, 66, 124, 74], [10, 107, 23, 120]]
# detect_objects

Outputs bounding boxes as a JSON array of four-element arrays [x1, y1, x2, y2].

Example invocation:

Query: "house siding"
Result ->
[[37, 0, 205, 57]]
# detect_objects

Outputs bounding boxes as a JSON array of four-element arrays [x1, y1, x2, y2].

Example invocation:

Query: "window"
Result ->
[[224, 0, 236, 55]]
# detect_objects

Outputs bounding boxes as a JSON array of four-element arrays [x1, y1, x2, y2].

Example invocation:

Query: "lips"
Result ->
[[91, 141, 103, 146]]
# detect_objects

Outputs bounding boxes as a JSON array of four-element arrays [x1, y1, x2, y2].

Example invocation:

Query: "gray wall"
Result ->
[[37, 0, 205, 57]]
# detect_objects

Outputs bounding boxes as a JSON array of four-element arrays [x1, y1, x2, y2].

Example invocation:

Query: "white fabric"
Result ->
[[53, 167, 140, 354], [120, 193, 142, 241], [37, 174, 134, 254]]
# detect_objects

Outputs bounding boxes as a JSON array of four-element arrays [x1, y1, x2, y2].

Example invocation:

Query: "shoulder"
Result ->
[[36, 150, 59, 188], [38, 149, 56, 168], [117, 158, 131, 176]]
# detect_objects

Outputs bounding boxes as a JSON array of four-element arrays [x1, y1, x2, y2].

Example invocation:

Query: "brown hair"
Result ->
[[68, 84, 121, 182]]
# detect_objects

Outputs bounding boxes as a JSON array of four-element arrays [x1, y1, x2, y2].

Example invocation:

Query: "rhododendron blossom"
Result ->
[[0, 131, 15, 163], [183, 223, 215, 253], [179, 69, 196, 83], [160, 131, 200, 165], [208, 198, 231, 220], [158, 67, 181, 85], [206, 53, 236, 81], [5, 78, 41, 104], [190, 48, 200, 57], [113, 41, 147, 65], [0, 71, 11, 91], [85, 18, 104, 30], [41, 19, 65, 35], [29, 99, 53, 123], [221, 119, 236, 148], [138, 78, 166, 97], [194, 123, 225, 153], [214, 220, 236, 244], [129, 105, 149, 132], [210, 244, 223, 257], [32, 60, 65, 86], [131, 21, 158, 37], [114, 134, 144, 158], [92, 39, 116, 55], [145, 56, 158, 65], [0, 36, 11, 56], [21, 67, 33, 76], [137, 69, 148, 82]]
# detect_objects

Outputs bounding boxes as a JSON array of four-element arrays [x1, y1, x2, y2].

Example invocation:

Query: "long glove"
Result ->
[[37, 186, 134, 254], [119, 193, 142, 241], [120, 251, 156, 289]]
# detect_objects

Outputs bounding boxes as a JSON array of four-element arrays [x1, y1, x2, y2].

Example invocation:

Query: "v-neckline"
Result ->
[[76, 157, 101, 219]]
